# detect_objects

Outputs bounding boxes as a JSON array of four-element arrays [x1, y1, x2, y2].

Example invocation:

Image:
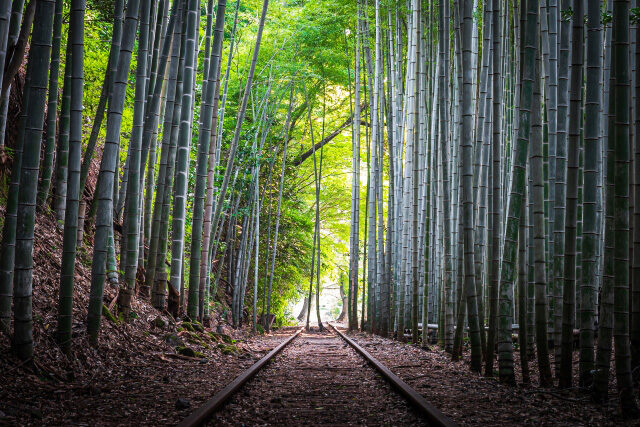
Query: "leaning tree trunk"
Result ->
[[119, 0, 151, 319], [78, 0, 124, 208], [87, 0, 141, 344], [337, 272, 348, 323], [0, 0, 31, 147], [209, 0, 270, 260], [0, 2, 23, 323], [297, 297, 309, 323], [53, 49, 71, 224], [0, 1, 14, 134]]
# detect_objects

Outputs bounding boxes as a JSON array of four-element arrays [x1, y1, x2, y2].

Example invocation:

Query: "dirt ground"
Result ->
[[341, 326, 640, 426], [0, 206, 292, 426], [1, 209, 638, 426]]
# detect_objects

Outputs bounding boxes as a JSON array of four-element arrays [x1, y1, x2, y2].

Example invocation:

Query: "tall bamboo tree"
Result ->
[[461, 0, 482, 372], [579, 0, 601, 388], [36, 0, 63, 207], [56, 0, 85, 354], [612, 0, 639, 413], [485, 0, 502, 376], [559, 0, 584, 389], [169, 0, 198, 318], [119, 0, 151, 318], [12, 0, 56, 360], [188, 0, 227, 320], [87, 0, 142, 343], [265, 85, 294, 332], [497, 0, 548, 385]]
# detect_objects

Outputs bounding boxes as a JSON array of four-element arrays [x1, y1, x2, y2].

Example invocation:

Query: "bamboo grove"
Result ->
[[1, 0, 640, 417], [345, 0, 640, 416], [0, 0, 323, 360]]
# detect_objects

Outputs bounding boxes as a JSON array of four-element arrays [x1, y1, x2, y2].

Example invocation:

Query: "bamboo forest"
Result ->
[[3, 0, 640, 424]]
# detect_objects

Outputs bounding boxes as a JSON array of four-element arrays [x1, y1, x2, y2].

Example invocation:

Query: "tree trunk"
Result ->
[[87, 0, 142, 343], [579, 0, 601, 388], [612, 0, 639, 414], [12, 0, 56, 360], [188, 0, 226, 320], [36, 0, 63, 207], [56, 0, 85, 354]]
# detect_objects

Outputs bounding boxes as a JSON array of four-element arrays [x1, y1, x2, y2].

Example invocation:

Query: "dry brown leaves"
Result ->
[[0, 207, 281, 426]]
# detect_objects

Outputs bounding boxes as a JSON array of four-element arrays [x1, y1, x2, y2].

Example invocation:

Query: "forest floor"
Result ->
[[342, 328, 638, 426], [1, 205, 639, 426], [0, 205, 294, 426]]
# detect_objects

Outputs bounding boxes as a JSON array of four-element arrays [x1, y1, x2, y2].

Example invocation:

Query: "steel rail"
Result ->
[[178, 328, 302, 427], [328, 323, 457, 427]]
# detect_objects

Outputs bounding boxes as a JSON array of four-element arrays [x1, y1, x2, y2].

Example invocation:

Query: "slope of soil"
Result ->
[[0, 206, 283, 425]]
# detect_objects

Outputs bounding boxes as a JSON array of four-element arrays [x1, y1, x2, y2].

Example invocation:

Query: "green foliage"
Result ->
[[561, 7, 574, 21], [63, 0, 364, 323], [87, 0, 120, 23]]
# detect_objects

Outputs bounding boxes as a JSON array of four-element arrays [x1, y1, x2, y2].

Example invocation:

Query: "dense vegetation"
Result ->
[[0, 0, 362, 341], [1, 0, 640, 419]]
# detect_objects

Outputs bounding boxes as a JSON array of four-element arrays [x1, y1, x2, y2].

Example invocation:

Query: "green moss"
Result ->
[[191, 321, 205, 332], [102, 304, 119, 324], [217, 343, 240, 355], [176, 346, 193, 357], [180, 320, 205, 333], [211, 333, 233, 344], [186, 331, 204, 344], [181, 322, 195, 332], [175, 346, 206, 358]]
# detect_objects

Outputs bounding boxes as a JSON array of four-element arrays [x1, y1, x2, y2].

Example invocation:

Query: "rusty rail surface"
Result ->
[[328, 323, 457, 427]]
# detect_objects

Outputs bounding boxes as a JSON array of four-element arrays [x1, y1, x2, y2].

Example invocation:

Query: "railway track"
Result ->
[[179, 324, 456, 426]]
